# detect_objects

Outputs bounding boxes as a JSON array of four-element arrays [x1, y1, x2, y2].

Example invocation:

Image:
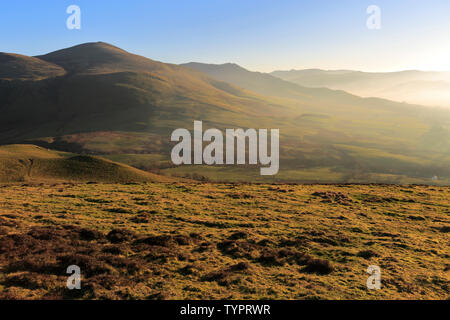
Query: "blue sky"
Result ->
[[1, 0, 450, 72]]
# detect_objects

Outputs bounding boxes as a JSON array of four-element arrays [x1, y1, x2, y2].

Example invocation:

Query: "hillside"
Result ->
[[0, 144, 169, 183], [0, 42, 290, 144], [182, 62, 450, 118], [271, 69, 450, 108], [181, 62, 336, 101], [0, 53, 66, 80], [37, 42, 182, 76], [0, 43, 449, 184]]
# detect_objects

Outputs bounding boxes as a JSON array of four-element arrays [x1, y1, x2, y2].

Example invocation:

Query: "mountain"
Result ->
[[181, 62, 356, 103], [270, 69, 450, 108], [0, 144, 170, 183], [0, 42, 289, 144], [37, 42, 183, 75], [181, 62, 450, 117], [0, 42, 449, 184]]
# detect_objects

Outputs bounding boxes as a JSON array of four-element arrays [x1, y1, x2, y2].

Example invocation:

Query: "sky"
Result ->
[[1, 0, 450, 72]]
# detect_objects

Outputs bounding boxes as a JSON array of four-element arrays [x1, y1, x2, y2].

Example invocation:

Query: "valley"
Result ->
[[0, 42, 449, 185]]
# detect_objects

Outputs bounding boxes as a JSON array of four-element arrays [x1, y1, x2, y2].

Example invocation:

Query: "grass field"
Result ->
[[0, 181, 448, 299]]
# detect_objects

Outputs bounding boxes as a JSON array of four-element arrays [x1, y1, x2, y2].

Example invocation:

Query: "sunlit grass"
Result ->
[[0, 181, 448, 299]]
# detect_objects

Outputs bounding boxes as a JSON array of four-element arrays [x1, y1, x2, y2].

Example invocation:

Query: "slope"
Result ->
[[0, 144, 170, 183], [0, 42, 292, 144], [0, 53, 66, 80], [181, 62, 354, 102]]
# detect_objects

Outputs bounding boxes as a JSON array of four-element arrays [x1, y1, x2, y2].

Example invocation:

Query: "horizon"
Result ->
[[3, 40, 450, 75], [1, 1, 450, 73]]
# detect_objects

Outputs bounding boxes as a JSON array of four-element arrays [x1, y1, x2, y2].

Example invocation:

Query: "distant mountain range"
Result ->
[[0, 42, 449, 184], [181, 62, 348, 102], [270, 69, 450, 108]]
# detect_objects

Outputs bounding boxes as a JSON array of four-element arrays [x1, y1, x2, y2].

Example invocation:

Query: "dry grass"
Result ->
[[0, 145, 172, 184], [0, 182, 448, 299]]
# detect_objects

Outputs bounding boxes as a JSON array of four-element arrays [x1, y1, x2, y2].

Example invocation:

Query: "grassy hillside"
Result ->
[[0, 182, 448, 299], [0, 145, 169, 183], [38, 42, 185, 75], [0, 53, 66, 80], [181, 62, 342, 101]]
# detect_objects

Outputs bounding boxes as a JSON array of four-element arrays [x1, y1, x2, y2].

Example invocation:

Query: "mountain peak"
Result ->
[[222, 62, 244, 68], [183, 62, 246, 71], [58, 41, 127, 53], [36, 42, 166, 75]]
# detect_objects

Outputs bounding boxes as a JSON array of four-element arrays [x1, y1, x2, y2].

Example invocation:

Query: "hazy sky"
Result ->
[[2, 0, 450, 72]]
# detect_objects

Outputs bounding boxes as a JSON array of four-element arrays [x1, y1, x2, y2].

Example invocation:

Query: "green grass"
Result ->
[[162, 165, 449, 185], [0, 145, 170, 183], [0, 181, 448, 299]]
